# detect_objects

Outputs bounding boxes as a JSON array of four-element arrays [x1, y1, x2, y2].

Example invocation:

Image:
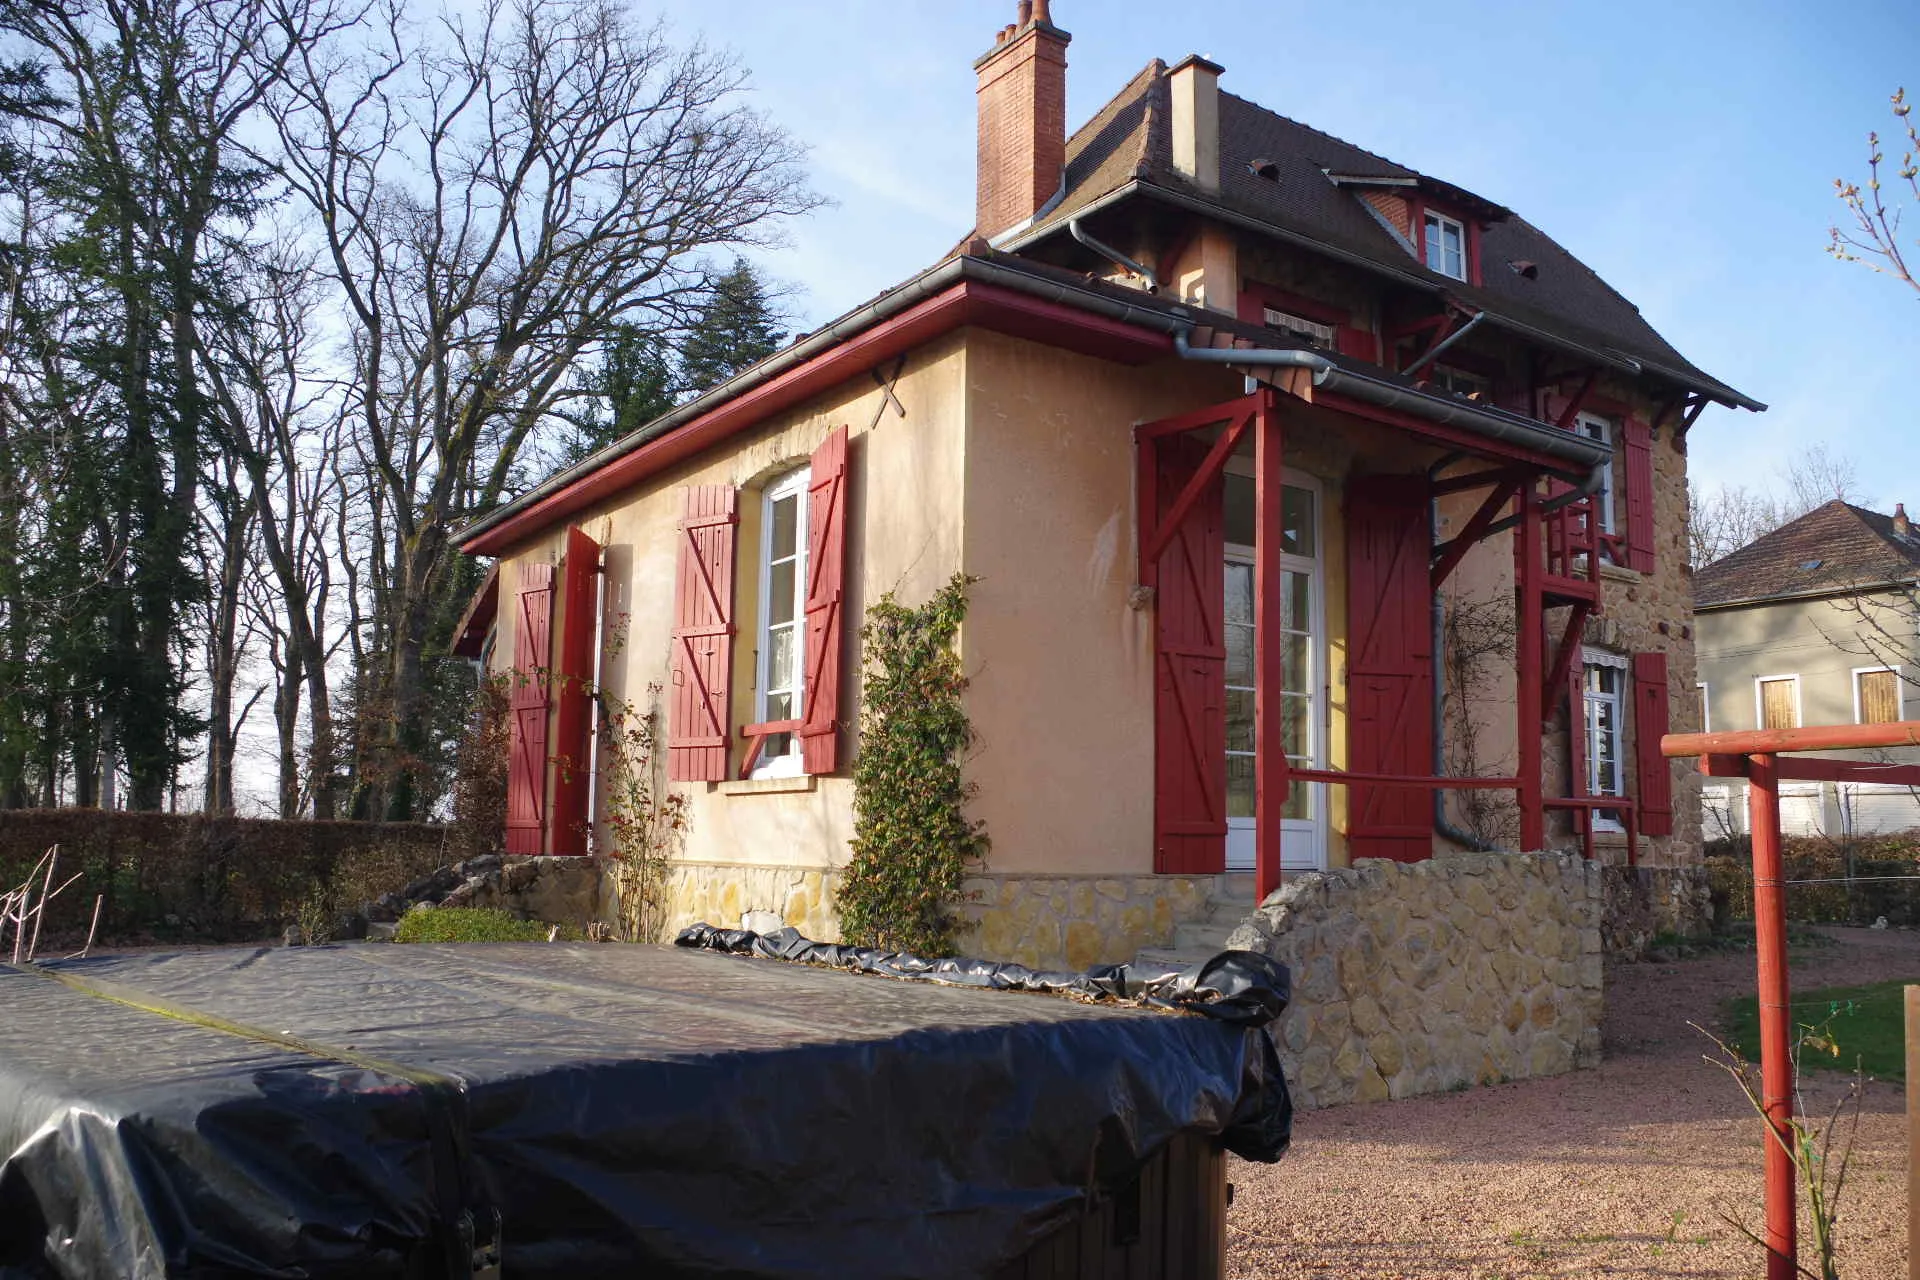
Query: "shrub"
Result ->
[[446, 675, 511, 864], [1705, 832, 1920, 926], [394, 905, 576, 943]]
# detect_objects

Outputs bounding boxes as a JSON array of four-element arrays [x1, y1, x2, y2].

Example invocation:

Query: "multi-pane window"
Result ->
[[1757, 677, 1799, 731], [1224, 480, 1317, 826], [1261, 307, 1337, 350], [754, 468, 809, 774], [1856, 668, 1902, 724], [1423, 211, 1466, 280], [1583, 661, 1626, 802], [1430, 364, 1491, 400], [1575, 413, 1616, 537]]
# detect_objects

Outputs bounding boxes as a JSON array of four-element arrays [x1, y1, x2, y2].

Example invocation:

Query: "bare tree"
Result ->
[[1830, 87, 1918, 296], [1690, 446, 1862, 568], [261, 0, 820, 818]]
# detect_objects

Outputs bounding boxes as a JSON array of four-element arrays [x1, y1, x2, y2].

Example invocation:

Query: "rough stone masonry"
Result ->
[[1227, 851, 1605, 1110]]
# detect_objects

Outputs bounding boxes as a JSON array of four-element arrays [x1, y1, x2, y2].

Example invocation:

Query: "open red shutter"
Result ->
[[669, 486, 738, 782], [1346, 474, 1435, 862], [1623, 417, 1655, 571], [800, 427, 849, 775], [1149, 436, 1227, 874], [1633, 651, 1673, 836], [506, 562, 554, 854], [549, 527, 601, 855]]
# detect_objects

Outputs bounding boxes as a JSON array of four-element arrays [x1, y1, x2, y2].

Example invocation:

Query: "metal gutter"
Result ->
[[1069, 216, 1160, 291], [1014, 180, 1765, 411], [1170, 331, 1612, 476]]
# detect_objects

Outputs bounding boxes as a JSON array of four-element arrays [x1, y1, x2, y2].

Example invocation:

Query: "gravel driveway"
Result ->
[[1228, 925, 1915, 1278]]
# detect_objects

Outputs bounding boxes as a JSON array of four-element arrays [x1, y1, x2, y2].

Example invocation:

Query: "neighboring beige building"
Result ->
[[452, 4, 1760, 969], [1694, 500, 1920, 837]]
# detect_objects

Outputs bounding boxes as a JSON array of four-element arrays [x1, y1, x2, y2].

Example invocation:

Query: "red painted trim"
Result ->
[[1515, 484, 1545, 850], [548, 526, 601, 855], [1663, 721, 1920, 757], [1141, 411, 1250, 566], [1253, 391, 1285, 902], [1312, 391, 1580, 474], [462, 282, 1173, 556], [1289, 769, 1518, 789], [1430, 480, 1519, 590], [450, 563, 499, 658], [1467, 221, 1483, 287]]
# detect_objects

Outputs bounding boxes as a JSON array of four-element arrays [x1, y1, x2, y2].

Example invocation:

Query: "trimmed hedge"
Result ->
[[394, 906, 582, 943], [0, 809, 451, 948], [1706, 833, 1920, 927]]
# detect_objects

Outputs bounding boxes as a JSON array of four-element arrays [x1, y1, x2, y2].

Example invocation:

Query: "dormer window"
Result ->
[[1424, 212, 1466, 280], [1262, 307, 1337, 350]]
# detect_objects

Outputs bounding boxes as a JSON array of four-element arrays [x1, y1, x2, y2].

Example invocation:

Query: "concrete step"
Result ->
[[1172, 919, 1240, 954], [1132, 947, 1208, 971]]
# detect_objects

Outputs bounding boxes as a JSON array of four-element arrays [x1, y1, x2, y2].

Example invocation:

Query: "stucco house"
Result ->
[[1694, 499, 1920, 838], [452, 3, 1761, 970]]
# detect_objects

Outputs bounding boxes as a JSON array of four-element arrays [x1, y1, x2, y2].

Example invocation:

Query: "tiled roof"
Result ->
[[1693, 501, 1920, 607], [1026, 63, 1757, 409]]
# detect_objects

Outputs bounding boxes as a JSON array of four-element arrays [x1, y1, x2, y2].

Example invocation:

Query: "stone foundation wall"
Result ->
[[657, 862, 1218, 968], [663, 862, 842, 941], [1226, 852, 1604, 1110], [951, 874, 1217, 970], [1600, 864, 1713, 959], [362, 854, 618, 937]]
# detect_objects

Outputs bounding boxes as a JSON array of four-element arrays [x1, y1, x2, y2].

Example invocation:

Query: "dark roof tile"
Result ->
[[1694, 501, 1920, 607]]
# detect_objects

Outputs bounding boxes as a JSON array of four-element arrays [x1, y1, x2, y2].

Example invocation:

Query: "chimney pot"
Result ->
[[1895, 503, 1911, 536], [974, 4, 1070, 240]]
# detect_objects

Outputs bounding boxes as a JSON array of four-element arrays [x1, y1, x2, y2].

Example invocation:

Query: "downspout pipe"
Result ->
[[1400, 310, 1487, 378], [1068, 217, 1160, 292]]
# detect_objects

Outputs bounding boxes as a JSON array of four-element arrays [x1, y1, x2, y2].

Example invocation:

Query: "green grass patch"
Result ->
[[1722, 978, 1918, 1082], [394, 906, 578, 944]]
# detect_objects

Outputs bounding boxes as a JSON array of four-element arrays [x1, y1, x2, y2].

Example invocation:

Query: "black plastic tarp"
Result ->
[[0, 941, 1289, 1279]]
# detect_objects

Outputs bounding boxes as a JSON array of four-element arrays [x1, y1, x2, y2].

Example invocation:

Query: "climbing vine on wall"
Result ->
[[835, 573, 988, 956]]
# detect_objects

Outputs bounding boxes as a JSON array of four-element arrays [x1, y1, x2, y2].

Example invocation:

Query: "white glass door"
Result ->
[[1223, 471, 1324, 873]]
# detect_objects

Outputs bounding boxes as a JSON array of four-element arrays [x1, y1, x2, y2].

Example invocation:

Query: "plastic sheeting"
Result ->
[[0, 941, 1290, 1280]]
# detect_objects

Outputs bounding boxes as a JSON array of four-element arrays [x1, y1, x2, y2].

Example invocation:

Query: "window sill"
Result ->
[[718, 775, 818, 797], [1597, 562, 1641, 584]]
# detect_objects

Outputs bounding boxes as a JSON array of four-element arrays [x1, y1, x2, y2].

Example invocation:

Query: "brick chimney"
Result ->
[[974, 1, 1070, 241], [1895, 503, 1911, 538]]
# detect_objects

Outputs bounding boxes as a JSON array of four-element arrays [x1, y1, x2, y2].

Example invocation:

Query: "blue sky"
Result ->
[[646, 0, 1917, 507]]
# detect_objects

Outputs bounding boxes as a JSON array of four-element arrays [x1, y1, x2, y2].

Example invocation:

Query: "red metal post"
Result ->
[[1747, 751, 1797, 1280], [1515, 483, 1545, 850], [1253, 392, 1285, 903]]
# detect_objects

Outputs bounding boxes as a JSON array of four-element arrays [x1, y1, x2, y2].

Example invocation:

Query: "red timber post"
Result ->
[[1515, 482, 1546, 850], [1748, 751, 1797, 1280], [548, 527, 602, 855], [1252, 390, 1286, 902]]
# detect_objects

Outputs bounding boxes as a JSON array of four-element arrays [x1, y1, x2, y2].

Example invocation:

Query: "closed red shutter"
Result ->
[[800, 427, 849, 775], [1149, 435, 1227, 874], [669, 486, 738, 782], [506, 562, 554, 855], [1633, 651, 1673, 836], [549, 527, 601, 855], [1335, 326, 1378, 364], [1623, 417, 1655, 571], [1346, 474, 1434, 862]]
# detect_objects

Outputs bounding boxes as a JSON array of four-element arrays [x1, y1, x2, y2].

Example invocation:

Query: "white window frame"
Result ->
[[1753, 674, 1802, 733], [1581, 648, 1629, 830], [752, 466, 811, 778], [1697, 681, 1711, 733], [1222, 464, 1326, 873], [1260, 306, 1337, 350], [1574, 412, 1617, 538], [1423, 211, 1466, 280], [1852, 665, 1904, 725]]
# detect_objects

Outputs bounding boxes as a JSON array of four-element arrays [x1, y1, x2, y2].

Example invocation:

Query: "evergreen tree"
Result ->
[[562, 325, 678, 463], [677, 260, 785, 397]]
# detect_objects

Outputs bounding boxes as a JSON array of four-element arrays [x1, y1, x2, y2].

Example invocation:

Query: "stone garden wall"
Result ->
[[1226, 852, 1604, 1110], [1600, 864, 1714, 959]]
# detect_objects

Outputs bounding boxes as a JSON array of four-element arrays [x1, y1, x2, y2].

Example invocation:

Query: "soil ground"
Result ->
[[1227, 925, 1915, 1279]]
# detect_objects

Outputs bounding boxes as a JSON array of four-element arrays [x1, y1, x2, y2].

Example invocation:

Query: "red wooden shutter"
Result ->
[[1567, 655, 1588, 799], [1632, 651, 1673, 836], [1345, 474, 1434, 862], [506, 562, 554, 855], [669, 486, 738, 782], [1622, 417, 1655, 571], [1149, 436, 1227, 874], [800, 427, 849, 775], [549, 527, 601, 855], [1335, 326, 1378, 364]]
